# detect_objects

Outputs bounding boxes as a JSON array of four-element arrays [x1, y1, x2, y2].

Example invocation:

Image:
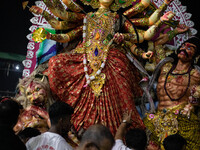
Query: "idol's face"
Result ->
[[26, 82, 47, 106], [99, 0, 114, 8], [177, 42, 196, 62]]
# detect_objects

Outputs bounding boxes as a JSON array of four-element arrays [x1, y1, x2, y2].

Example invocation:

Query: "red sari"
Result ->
[[48, 47, 145, 134]]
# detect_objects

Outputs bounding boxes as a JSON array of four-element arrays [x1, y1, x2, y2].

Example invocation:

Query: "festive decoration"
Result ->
[[81, 15, 114, 96], [32, 28, 48, 43], [22, 0, 197, 77], [36, 28, 56, 65], [22, 1, 199, 145], [22, 1, 55, 77]]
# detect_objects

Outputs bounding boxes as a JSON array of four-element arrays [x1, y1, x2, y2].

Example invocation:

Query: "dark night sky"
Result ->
[[1, 1, 32, 55]]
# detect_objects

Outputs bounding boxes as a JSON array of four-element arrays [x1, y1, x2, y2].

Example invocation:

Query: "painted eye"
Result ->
[[36, 87, 40, 91], [187, 47, 191, 50]]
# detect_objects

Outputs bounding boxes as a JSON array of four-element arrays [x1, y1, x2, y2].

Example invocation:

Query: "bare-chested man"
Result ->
[[144, 37, 200, 150]]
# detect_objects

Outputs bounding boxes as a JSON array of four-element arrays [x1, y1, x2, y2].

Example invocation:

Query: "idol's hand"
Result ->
[[175, 24, 189, 34], [114, 33, 124, 44], [29, 6, 43, 15], [160, 11, 174, 22], [142, 51, 153, 59], [46, 31, 52, 39], [155, 33, 169, 45]]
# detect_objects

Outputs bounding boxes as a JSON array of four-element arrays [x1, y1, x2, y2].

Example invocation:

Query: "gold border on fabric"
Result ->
[[145, 104, 186, 143]]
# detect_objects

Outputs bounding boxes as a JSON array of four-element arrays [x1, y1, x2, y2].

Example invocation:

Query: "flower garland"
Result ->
[[82, 16, 114, 87]]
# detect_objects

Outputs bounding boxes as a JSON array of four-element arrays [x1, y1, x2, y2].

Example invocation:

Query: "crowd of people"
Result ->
[[0, 97, 188, 150]]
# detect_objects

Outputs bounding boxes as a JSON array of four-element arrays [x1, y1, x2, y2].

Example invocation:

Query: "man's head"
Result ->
[[49, 101, 74, 135], [177, 36, 200, 62], [125, 128, 147, 150], [0, 99, 20, 128], [17, 127, 41, 143], [78, 124, 115, 150], [163, 134, 187, 150]]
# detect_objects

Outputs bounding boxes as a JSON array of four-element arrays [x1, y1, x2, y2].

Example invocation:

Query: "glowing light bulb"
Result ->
[[16, 65, 20, 70]]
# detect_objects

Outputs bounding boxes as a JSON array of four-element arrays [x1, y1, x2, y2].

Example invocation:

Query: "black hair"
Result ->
[[49, 101, 74, 125], [80, 124, 115, 149], [84, 142, 100, 150], [125, 128, 147, 150], [163, 134, 187, 150], [177, 36, 200, 57], [0, 99, 20, 127], [168, 36, 200, 65], [17, 127, 41, 142]]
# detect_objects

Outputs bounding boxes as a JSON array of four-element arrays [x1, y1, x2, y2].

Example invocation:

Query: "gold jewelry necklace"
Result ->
[[89, 8, 111, 26], [82, 13, 115, 97]]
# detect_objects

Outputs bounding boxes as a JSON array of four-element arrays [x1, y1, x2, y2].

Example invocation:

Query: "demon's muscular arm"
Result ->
[[180, 71, 200, 117]]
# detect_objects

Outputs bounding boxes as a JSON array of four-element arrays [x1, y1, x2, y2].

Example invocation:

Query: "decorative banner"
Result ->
[[22, 0, 197, 77], [22, 0, 56, 77]]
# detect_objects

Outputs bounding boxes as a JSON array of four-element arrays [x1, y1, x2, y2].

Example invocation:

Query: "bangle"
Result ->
[[167, 30, 176, 41], [122, 120, 127, 123]]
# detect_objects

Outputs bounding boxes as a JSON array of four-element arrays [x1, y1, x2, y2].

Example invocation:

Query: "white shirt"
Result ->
[[26, 132, 73, 150], [112, 139, 132, 150]]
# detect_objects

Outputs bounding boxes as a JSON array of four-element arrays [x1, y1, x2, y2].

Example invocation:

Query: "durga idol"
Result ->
[[30, 0, 174, 135]]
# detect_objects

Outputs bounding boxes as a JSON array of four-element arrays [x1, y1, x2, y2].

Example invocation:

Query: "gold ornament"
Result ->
[[90, 73, 106, 97], [82, 10, 116, 96], [146, 104, 186, 143], [80, 0, 136, 12], [32, 28, 48, 43]]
